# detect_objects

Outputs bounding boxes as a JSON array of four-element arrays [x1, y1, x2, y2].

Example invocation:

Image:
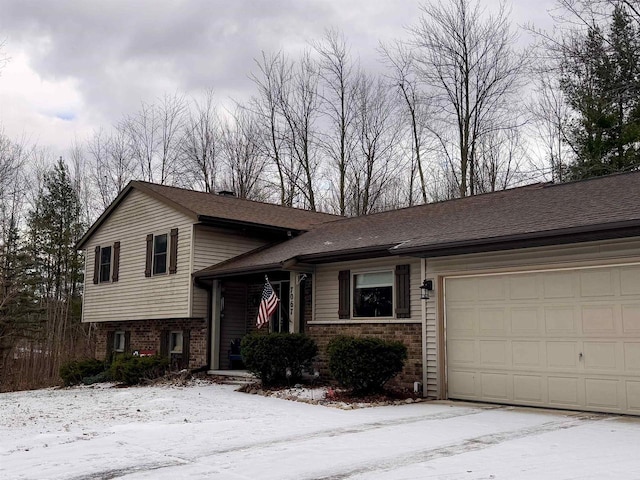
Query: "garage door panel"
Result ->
[[622, 305, 640, 332], [448, 339, 476, 365], [625, 381, 640, 412], [447, 307, 476, 333], [621, 266, 640, 295], [446, 265, 640, 415], [623, 343, 640, 371], [513, 374, 544, 402], [511, 307, 542, 335], [582, 305, 617, 334], [479, 340, 508, 366], [509, 275, 539, 300], [547, 341, 579, 369], [545, 306, 576, 334], [580, 270, 614, 297], [583, 342, 618, 370], [448, 370, 476, 397], [480, 373, 509, 400], [543, 272, 575, 299], [512, 341, 543, 367], [585, 378, 620, 409], [478, 308, 506, 334], [548, 376, 580, 406]]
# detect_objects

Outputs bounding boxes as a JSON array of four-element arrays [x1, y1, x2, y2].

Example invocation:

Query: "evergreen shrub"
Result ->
[[107, 355, 169, 385], [59, 358, 107, 387], [327, 336, 407, 394], [240, 333, 318, 386]]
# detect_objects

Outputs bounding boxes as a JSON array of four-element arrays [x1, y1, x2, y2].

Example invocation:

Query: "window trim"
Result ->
[[152, 232, 169, 276], [169, 330, 183, 354], [99, 245, 112, 283], [351, 269, 394, 319], [113, 331, 126, 353]]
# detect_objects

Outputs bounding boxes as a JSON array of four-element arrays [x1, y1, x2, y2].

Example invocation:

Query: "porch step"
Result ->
[[207, 370, 256, 386]]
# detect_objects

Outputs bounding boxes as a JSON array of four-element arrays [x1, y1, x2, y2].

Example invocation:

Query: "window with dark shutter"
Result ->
[[145, 234, 153, 277], [169, 228, 178, 274], [93, 245, 100, 284], [153, 234, 168, 275], [99, 246, 112, 283], [112, 241, 120, 282], [338, 270, 350, 319], [395, 264, 411, 318]]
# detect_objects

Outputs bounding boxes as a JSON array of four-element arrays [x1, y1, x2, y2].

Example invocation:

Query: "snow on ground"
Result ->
[[1, 381, 640, 479]]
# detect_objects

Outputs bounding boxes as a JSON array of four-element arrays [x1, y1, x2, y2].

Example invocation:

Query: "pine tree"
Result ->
[[561, 6, 640, 179]]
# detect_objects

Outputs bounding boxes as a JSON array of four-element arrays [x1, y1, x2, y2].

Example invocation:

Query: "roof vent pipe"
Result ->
[[217, 190, 235, 197]]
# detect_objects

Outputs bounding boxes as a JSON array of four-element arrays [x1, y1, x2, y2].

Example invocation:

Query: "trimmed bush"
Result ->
[[60, 358, 107, 387], [241, 333, 318, 386], [107, 355, 169, 385], [327, 336, 407, 394]]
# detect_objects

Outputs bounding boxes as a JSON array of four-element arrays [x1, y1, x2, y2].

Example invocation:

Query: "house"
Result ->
[[79, 172, 640, 415]]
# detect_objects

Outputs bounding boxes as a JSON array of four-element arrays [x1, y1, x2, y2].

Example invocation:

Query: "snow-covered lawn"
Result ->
[[2, 381, 640, 479]]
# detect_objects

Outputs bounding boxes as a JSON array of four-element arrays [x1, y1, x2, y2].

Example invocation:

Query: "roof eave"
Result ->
[[396, 221, 640, 258]]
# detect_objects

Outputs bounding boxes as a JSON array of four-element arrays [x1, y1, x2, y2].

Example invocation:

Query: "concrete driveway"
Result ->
[[2, 384, 640, 479]]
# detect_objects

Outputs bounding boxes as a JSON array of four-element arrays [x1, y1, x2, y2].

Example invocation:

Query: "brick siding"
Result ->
[[306, 323, 423, 392], [94, 318, 208, 369]]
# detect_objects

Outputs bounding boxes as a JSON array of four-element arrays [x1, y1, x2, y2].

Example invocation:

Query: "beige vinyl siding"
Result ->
[[426, 237, 640, 401], [190, 225, 267, 318], [82, 189, 194, 323], [312, 256, 422, 323]]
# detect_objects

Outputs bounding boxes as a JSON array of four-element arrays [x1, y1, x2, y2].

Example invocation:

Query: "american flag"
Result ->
[[257, 280, 279, 329]]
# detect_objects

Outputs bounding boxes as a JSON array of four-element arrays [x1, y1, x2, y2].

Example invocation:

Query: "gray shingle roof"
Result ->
[[77, 181, 341, 249], [196, 171, 640, 278]]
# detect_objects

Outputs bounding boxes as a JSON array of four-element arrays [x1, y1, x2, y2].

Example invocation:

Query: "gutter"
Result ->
[[395, 221, 640, 258]]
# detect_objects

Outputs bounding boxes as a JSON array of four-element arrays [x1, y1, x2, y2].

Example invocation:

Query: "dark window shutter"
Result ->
[[93, 246, 101, 284], [338, 270, 350, 319], [124, 331, 131, 353], [169, 228, 178, 274], [159, 330, 169, 358], [112, 242, 121, 282], [395, 264, 411, 318], [182, 329, 190, 369], [106, 331, 115, 361], [145, 234, 153, 277]]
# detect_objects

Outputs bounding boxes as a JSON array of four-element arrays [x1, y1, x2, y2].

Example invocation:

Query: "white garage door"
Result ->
[[445, 264, 640, 415]]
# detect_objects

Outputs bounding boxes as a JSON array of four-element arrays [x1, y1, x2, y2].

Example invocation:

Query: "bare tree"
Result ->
[[380, 41, 433, 205], [182, 89, 220, 192], [219, 108, 267, 200], [277, 52, 322, 211], [122, 93, 187, 185], [349, 74, 403, 215], [313, 29, 359, 215], [410, 0, 526, 197]]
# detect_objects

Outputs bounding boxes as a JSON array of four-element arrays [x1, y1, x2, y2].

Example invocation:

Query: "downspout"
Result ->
[[421, 257, 428, 398]]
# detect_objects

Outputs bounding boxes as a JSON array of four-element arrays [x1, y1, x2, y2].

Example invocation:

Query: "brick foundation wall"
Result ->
[[306, 323, 423, 392], [94, 318, 208, 369]]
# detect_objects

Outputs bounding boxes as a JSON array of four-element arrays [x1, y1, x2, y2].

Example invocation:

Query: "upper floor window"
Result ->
[[153, 234, 168, 275], [92, 242, 120, 284], [145, 229, 178, 277], [99, 246, 112, 283]]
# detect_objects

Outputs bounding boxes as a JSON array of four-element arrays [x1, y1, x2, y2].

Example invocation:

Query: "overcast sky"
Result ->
[[0, 0, 556, 157]]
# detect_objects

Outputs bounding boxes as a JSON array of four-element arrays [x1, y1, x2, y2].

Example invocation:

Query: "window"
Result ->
[[114, 331, 126, 353], [99, 246, 112, 283], [153, 234, 168, 275], [170, 331, 183, 354], [94, 242, 120, 284], [353, 271, 393, 318]]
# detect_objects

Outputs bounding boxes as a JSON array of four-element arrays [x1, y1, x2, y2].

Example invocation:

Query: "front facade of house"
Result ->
[[80, 173, 640, 415]]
